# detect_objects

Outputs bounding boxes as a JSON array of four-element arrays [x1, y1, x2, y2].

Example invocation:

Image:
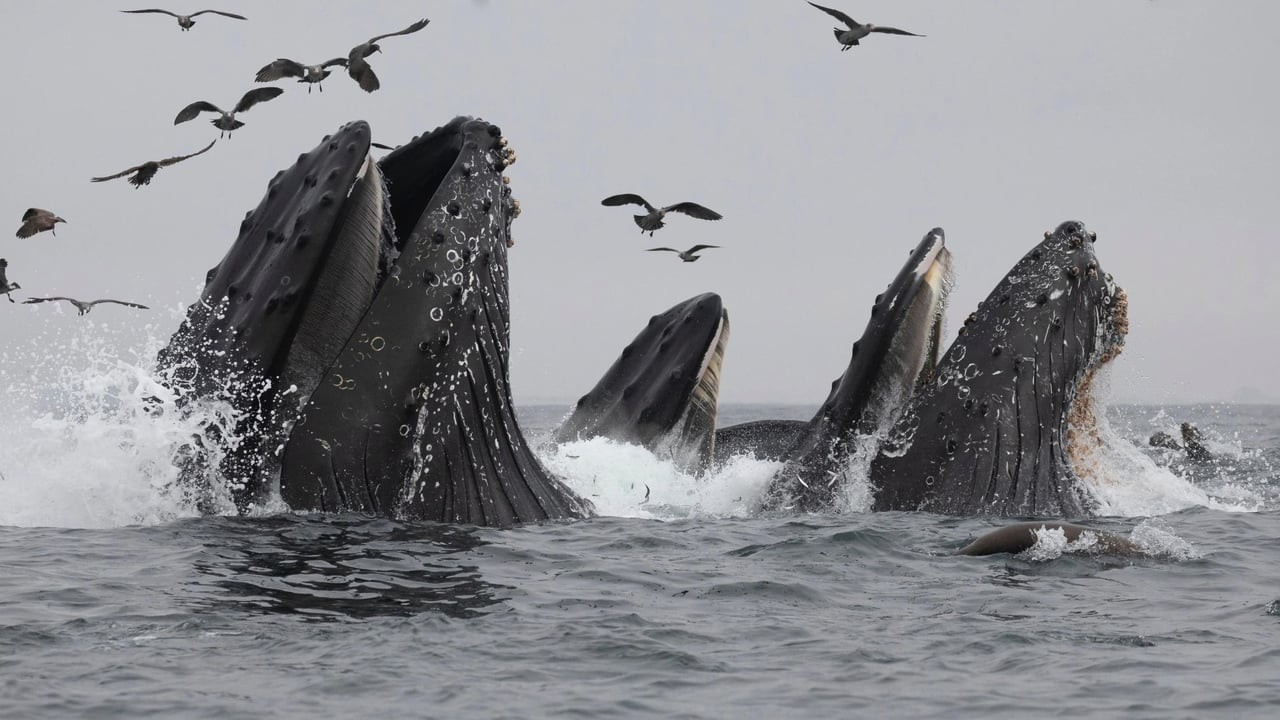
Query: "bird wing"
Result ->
[[22, 208, 41, 221], [255, 58, 305, 81], [807, 2, 858, 29], [349, 61, 380, 93], [15, 222, 36, 239], [22, 296, 74, 305], [90, 163, 148, 182], [174, 100, 222, 124], [190, 10, 247, 20], [645, 247, 679, 254], [234, 86, 284, 113], [366, 18, 430, 45], [320, 57, 349, 68], [602, 194, 655, 212], [686, 245, 721, 254], [664, 202, 723, 221], [870, 25, 925, 37], [120, 9, 180, 17], [156, 139, 217, 168], [94, 300, 151, 310]]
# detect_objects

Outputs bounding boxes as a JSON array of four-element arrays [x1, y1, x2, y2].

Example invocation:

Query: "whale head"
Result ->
[[768, 227, 954, 510], [871, 220, 1127, 516], [158, 117, 586, 525], [553, 293, 729, 472]]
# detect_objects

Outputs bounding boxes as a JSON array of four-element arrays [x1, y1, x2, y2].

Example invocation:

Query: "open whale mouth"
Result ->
[[251, 120, 514, 402], [159, 118, 587, 527], [163, 119, 513, 401]]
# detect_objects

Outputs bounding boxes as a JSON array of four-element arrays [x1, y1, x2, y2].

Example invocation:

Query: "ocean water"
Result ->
[[1, 335, 1279, 717]]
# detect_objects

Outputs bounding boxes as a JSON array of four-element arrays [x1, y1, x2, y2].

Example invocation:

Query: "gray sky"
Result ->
[[2, 1, 1277, 405]]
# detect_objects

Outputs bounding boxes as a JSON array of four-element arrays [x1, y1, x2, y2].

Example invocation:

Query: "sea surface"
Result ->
[[2, 343, 1279, 717]]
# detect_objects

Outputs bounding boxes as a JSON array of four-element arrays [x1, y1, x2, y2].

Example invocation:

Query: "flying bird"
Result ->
[[0, 259, 19, 302], [174, 87, 284, 137], [91, 140, 216, 188], [646, 245, 721, 263], [254, 57, 348, 93], [120, 8, 246, 31], [601, 194, 723, 236], [806, 2, 924, 50], [346, 19, 431, 93], [15, 208, 66, 239], [22, 297, 150, 316]]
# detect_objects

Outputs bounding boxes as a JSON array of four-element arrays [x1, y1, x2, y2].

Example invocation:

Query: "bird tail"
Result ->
[[833, 28, 842, 40]]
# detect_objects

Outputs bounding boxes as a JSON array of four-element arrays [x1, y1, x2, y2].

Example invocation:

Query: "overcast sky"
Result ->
[[2, 1, 1277, 406]]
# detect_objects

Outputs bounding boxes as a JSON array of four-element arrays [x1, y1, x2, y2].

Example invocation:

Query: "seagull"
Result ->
[[806, 2, 924, 50], [254, 57, 349, 93], [22, 297, 150, 316], [646, 245, 721, 263], [346, 19, 431, 93], [601, 194, 723, 236], [174, 87, 284, 137], [0, 259, 19, 302], [91, 140, 216, 188], [15, 208, 66, 239], [120, 9, 246, 31]]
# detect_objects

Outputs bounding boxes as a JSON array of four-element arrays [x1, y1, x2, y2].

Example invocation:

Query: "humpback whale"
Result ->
[[870, 221, 1128, 516], [158, 117, 589, 527], [765, 228, 953, 510], [552, 293, 729, 472]]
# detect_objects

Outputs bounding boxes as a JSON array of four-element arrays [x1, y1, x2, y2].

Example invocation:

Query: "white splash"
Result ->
[[0, 316, 228, 528], [1017, 519, 1197, 562], [1074, 372, 1263, 516], [540, 437, 779, 520]]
